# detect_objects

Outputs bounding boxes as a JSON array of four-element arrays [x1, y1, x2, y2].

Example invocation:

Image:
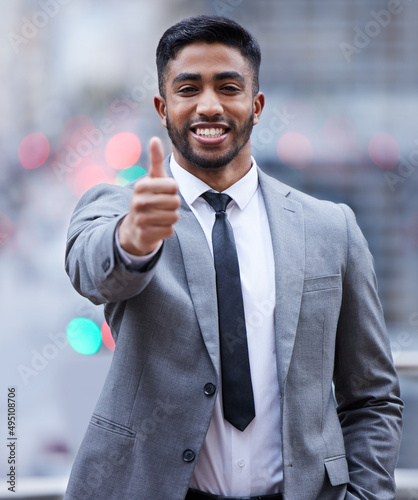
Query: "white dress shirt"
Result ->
[[117, 156, 283, 496]]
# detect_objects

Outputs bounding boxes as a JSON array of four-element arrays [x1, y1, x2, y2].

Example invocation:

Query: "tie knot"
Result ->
[[201, 192, 232, 213]]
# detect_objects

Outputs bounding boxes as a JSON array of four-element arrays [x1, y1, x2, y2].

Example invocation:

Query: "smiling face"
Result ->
[[154, 42, 264, 185]]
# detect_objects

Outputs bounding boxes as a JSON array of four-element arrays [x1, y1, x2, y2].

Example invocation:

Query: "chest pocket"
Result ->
[[303, 274, 341, 293]]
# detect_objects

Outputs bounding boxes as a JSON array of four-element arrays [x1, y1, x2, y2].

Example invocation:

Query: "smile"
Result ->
[[194, 127, 226, 138], [190, 124, 230, 144]]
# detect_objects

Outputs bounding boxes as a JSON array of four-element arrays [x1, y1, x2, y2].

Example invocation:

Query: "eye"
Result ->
[[178, 86, 199, 94], [221, 85, 241, 93]]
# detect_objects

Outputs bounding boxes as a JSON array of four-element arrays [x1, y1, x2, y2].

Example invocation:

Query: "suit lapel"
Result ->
[[173, 189, 220, 377], [258, 170, 305, 391]]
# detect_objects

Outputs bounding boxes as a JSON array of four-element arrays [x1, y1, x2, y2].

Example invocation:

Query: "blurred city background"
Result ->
[[1, 0, 417, 498]]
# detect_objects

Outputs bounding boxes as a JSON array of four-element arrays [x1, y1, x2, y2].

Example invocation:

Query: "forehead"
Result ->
[[166, 42, 252, 81]]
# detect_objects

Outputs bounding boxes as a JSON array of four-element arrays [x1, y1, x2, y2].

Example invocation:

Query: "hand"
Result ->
[[118, 137, 180, 256]]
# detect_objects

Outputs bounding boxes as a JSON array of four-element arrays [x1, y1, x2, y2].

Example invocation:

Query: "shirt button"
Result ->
[[203, 383, 216, 396], [183, 449, 195, 462], [238, 459, 245, 468]]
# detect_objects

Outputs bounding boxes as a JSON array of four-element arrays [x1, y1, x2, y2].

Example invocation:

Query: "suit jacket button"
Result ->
[[102, 257, 111, 272], [183, 449, 195, 462], [204, 383, 216, 396]]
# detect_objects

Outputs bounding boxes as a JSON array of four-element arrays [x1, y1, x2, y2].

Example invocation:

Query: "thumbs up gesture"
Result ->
[[118, 137, 180, 256]]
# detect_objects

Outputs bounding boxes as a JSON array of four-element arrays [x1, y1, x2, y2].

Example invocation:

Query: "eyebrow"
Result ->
[[172, 71, 245, 87], [214, 71, 245, 84]]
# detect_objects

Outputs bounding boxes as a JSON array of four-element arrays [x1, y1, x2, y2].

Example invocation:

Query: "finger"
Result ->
[[132, 193, 181, 212], [134, 177, 178, 195], [133, 208, 180, 227], [148, 136, 166, 178], [137, 225, 176, 247]]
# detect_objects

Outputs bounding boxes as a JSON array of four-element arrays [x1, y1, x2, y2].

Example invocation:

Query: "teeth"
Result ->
[[195, 128, 225, 138]]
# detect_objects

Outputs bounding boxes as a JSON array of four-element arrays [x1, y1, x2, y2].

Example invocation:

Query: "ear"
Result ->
[[252, 92, 265, 126], [154, 95, 167, 128]]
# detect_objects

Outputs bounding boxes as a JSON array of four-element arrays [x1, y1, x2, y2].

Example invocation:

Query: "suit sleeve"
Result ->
[[65, 182, 161, 305], [334, 204, 403, 500]]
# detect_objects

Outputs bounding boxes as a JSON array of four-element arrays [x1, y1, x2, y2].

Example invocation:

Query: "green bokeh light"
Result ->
[[67, 318, 102, 355], [116, 165, 147, 186]]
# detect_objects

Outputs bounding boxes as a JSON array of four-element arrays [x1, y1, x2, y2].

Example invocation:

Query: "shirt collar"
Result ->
[[169, 155, 259, 211]]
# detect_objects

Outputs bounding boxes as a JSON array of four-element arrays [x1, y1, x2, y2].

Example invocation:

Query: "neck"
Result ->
[[172, 146, 253, 192]]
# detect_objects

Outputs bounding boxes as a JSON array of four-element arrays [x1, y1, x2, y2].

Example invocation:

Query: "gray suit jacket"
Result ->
[[64, 163, 403, 500]]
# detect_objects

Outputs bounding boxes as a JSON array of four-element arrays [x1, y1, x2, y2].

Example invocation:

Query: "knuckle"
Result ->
[[166, 226, 175, 237], [134, 212, 148, 226], [166, 179, 179, 192], [164, 211, 179, 225], [133, 194, 152, 211], [133, 177, 149, 192]]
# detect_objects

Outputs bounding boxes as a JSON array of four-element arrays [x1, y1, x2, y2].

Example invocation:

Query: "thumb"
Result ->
[[148, 136, 166, 178]]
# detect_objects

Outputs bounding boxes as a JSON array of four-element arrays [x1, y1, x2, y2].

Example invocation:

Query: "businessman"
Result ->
[[64, 15, 403, 500]]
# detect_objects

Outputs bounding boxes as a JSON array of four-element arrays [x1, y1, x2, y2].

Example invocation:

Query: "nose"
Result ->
[[196, 88, 223, 117]]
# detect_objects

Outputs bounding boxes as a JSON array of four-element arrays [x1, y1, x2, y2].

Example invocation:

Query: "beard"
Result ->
[[166, 112, 254, 170]]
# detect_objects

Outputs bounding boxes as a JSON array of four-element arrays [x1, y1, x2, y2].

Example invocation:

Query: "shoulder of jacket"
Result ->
[[258, 167, 350, 219]]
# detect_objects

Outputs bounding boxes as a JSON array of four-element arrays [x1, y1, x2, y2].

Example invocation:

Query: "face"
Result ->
[[155, 42, 264, 173]]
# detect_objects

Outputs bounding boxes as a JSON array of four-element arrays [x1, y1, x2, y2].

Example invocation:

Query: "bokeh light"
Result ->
[[368, 132, 400, 169], [0, 211, 14, 247], [277, 132, 313, 169], [18, 132, 50, 169], [66, 318, 102, 355], [105, 132, 142, 170], [59, 115, 102, 171], [101, 321, 115, 352], [61, 115, 95, 147], [116, 165, 147, 186], [66, 160, 117, 198]]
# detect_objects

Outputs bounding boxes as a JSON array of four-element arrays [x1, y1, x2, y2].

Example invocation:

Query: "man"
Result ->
[[64, 15, 403, 500]]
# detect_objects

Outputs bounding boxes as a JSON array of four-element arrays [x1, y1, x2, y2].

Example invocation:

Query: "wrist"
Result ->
[[118, 218, 158, 257]]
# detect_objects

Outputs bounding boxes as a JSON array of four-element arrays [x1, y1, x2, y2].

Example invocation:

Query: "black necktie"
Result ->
[[201, 191, 255, 431]]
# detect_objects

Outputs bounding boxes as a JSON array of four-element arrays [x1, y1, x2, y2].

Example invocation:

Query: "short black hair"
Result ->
[[156, 15, 261, 98]]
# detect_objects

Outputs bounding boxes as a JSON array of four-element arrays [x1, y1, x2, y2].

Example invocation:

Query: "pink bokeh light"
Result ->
[[18, 132, 50, 169], [61, 115, 95, 146], [105, 132, 142, 170], [0, 211, 14, 247], [277, 132, 313, 170], [368, 132, 400, 169], [101, 321, 115, 352], [66, 160, 117, 197]]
